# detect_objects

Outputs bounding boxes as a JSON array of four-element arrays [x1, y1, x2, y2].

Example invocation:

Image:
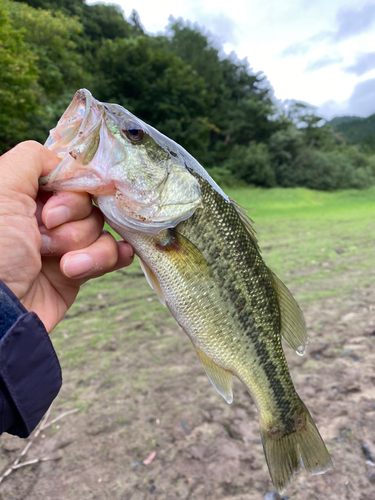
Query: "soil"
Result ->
[[1, 241, 375, 499]]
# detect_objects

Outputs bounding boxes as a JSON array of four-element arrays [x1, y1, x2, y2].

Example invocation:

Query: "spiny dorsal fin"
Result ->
[[194, 346, 233, 404], [229, 198, 259, 250], [139, 257, 166, 307], [269, 270, 308, 355]]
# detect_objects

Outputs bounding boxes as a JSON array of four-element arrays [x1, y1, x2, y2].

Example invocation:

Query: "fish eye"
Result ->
[[123, 127, 144, 142]]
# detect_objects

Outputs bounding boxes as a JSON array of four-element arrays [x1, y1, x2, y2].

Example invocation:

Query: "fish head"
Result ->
[[40, 89, 203, 235]]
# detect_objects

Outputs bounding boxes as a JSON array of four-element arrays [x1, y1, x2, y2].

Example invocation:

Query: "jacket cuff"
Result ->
[[0, 283, 62, 437], [0, 282, 27, 339]]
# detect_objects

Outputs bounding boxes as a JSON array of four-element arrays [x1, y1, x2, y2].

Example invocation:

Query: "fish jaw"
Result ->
[[40, 89, 203, 235], [96, 193, 201, 236], [40, 89, 118, 195]]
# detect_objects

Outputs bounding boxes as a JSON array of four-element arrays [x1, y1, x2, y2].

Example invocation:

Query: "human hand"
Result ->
[[0, 141, 134, 333]]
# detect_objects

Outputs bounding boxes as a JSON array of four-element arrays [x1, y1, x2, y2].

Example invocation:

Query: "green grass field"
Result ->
[[230, 185, 375, 220], [226, 186, 375, 304], [53, 184, 375, 378], [5, 186, 375, 500], [100, 185, 375, 307]]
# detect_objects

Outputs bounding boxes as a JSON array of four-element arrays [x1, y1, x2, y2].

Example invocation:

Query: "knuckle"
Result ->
[[101, 236, 118, 268], [69, 225, 84, 246], [22, 140, 41, 148]]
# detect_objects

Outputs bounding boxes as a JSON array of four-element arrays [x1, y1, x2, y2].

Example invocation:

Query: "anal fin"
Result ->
[[139, 258, 166, 307], [269, 270, 308, 355], [194, 347, 233, 404]]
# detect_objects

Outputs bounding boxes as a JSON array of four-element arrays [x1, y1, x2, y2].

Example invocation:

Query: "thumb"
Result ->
[[0, 141, 60, 199]]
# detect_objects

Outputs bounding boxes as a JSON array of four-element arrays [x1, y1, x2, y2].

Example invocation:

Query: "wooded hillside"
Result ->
[[2, 0, 375, 190], [329, 114, 375, 153]]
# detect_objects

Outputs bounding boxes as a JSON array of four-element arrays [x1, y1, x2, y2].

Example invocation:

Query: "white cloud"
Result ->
[[345, 52, 375, 76], [333, 2, 375, 42], [304, 54, 344, 73], [319, 77, 375, 118], [90, 0, 375, 118]]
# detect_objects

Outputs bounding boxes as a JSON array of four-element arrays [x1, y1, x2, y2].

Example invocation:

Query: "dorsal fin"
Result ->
[[230, 198, 259, 250], [229, 199, 307, 354], [269, 270, 308, 355]]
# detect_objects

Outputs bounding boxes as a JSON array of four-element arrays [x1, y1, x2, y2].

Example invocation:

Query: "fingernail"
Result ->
[[45, 205, 71, 229], [63, 254, 94, 278], [40, 234, 53, 254], [120, 241, 134, 257]]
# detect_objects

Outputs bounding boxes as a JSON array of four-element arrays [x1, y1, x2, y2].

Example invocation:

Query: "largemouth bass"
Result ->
[[40, 89, 332, 493]]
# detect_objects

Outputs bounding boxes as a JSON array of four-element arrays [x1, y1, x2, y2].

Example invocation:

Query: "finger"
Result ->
[[112, 240, 136, 271], [39, 206, 104, 256], [41, 191, 93, 229], [60, 231, 134, 280], [0, 141, 60, 198]]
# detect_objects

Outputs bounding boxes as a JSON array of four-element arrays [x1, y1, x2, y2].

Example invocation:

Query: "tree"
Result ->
[[128, 9, 144, 34], [92, 36, 212, 158], [167, 20, 279, 167], [224, 142, 275, 187], [0, 1, 38, 152], [5, 0, 89, 144]]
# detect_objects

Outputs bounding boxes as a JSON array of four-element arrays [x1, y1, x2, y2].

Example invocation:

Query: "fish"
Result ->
[[40, 89, 332, 493]]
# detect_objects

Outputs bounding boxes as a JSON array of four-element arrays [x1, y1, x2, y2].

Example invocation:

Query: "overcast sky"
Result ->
[[90, 0, 375, 119]]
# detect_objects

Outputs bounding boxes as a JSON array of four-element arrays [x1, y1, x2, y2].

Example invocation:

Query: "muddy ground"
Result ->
[[0, 213, 375, 500]]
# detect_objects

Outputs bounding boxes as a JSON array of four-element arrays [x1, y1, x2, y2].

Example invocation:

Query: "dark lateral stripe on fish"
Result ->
[[179, 175, 299, 425]]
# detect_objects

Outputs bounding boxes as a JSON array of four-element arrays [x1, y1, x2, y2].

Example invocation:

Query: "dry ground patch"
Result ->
[[1, 187, 375, 500]]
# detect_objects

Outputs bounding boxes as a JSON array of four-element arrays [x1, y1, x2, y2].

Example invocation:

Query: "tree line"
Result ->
[[2, 0, 375, 190], [329, 115, 375, 154]]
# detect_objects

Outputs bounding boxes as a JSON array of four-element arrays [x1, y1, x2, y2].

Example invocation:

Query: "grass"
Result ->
[[51, 185, 375, 405], [224, 186, 375, 304], [228, 185, 375, 220]]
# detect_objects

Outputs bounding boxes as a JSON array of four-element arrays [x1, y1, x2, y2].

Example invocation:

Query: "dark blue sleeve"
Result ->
[[0, 281, 62, 438]]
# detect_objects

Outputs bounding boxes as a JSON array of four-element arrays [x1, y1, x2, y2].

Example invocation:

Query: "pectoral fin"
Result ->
[[139, 258, 166, 307], [194, 346, 233, 404], [270, 270, 308, 355]]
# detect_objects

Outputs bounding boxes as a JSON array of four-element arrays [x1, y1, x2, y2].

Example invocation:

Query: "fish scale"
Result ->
[[175, 178, 295, 411], [40, 88, 332, 494]]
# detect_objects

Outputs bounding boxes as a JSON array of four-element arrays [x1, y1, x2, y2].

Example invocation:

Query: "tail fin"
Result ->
[[260, 404, 332, 494]]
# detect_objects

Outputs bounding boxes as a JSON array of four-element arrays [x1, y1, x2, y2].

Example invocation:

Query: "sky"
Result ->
[[90, 0, 375, 120]]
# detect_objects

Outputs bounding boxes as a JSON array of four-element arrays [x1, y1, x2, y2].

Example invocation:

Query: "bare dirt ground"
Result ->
[[1, 221, 375, 500]]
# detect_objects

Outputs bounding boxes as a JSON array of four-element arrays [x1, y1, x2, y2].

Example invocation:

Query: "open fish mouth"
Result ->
[[40, 90, 114, 193], [44, 89, 91, 156]]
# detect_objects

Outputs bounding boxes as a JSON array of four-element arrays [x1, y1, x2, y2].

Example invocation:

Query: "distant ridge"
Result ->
[[328, 116, 361, 126], [328, 114, 375, 153]]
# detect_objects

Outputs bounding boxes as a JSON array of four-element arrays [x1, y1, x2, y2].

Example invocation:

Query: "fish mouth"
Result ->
[[44, 89, 93, 155], [40, 89, 116, 194], [39, 168, 107, 192]]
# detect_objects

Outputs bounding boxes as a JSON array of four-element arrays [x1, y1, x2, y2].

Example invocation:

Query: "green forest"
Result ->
[[2, 0, 375, 191], [329, 114, 375, 154]]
